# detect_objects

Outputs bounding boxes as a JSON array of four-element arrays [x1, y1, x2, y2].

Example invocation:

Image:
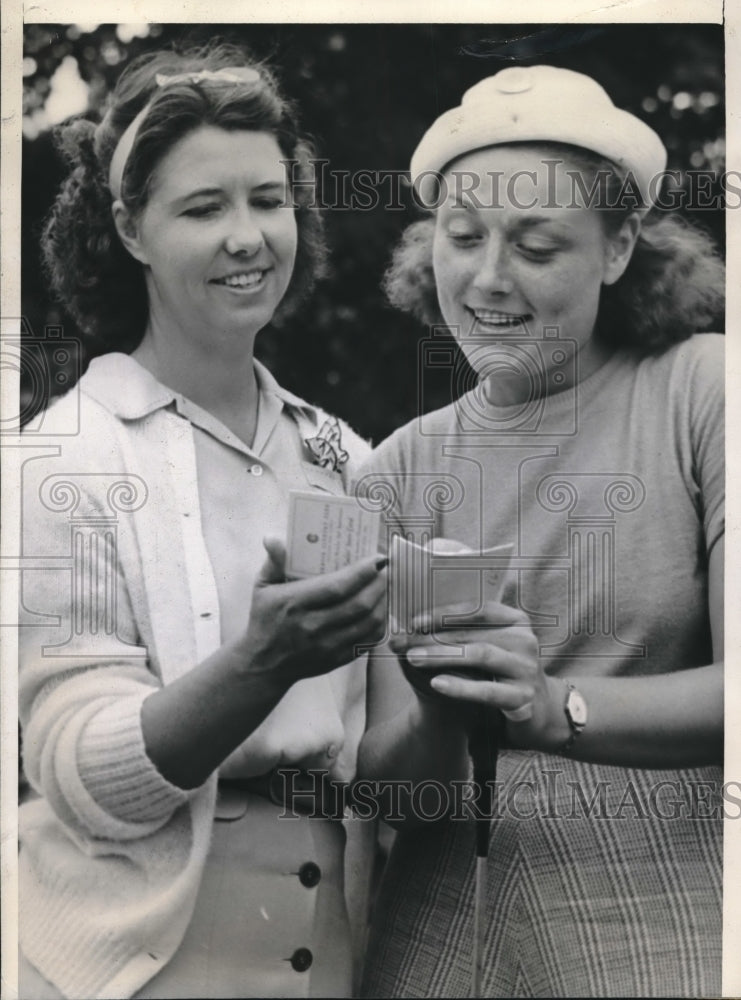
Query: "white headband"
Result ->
[[108, 67, 261, 200], [410, 65, 668, 210]]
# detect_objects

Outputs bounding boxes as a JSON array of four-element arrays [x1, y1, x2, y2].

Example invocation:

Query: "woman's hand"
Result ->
[[390, 602, 565, 752], [140, 538, 388, 789], [233, 537, 389, 692], [357, 602, 548, 826], [363, 538, 724, 780]]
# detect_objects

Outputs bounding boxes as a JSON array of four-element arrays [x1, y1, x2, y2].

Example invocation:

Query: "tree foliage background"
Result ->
[[21, 22, 724, 443]]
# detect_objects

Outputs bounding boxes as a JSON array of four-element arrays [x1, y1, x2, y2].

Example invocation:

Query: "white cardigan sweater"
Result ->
[[18, 355, 371, 999]]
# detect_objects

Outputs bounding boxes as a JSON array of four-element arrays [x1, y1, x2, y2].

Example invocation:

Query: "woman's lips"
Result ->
[[211, 268, 270, 291], [467, 307, 532, 329]]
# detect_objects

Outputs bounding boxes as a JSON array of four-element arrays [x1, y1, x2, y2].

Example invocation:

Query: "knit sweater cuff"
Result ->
[[77, 695, 189, 824]]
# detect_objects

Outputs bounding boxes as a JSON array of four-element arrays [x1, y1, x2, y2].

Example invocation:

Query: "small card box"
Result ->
[[285, 490, 381, 579]]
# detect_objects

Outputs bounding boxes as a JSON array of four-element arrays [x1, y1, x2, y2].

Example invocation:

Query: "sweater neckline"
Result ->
[[470, 346, 629, 419]]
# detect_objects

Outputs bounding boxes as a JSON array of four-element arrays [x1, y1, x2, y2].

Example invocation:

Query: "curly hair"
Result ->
[[42, 42, 327, 352], [384, 143, 725, 354]]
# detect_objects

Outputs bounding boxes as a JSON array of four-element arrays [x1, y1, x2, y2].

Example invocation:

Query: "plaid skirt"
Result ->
[[360, 751, 723, 999]]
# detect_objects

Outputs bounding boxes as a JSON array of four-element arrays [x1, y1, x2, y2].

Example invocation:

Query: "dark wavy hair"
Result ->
[[42, 42, 327, 352], [385, 143, 725, 354]]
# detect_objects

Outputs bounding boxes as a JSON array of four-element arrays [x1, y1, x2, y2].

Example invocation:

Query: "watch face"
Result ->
[[567, 689, 588, 728]]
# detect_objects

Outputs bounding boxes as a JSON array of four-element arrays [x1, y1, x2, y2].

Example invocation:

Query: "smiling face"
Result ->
[[117, 125, 298, 355], [432, 144, 638, 401]]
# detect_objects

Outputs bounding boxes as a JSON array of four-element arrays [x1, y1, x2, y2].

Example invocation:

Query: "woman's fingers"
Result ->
[[405, 642, 532, 679], [296, 580, 388, 645], [385, 603, 545, 728], [259, 566, 387, 665], [243, 551, 391, 685], [278, 553, 389, 610], [501, 702, 535, 722], [428, 672, 533, 713], [256, 536, 288, 585], [292, 594, 389, 669], [391, 630, 524, 660], [318, 573, 389, 630], [411, 601, 529, 632], [389, 603, 531, 656], [262, 536, 289, 577], [406, 626, 531, 648]]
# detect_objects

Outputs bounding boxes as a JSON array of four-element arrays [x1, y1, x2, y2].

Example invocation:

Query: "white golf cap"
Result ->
[[410, 65, 667, 209]]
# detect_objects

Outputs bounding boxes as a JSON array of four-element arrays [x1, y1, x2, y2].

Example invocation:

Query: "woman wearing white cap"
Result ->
[[357, 65, 724, 997]]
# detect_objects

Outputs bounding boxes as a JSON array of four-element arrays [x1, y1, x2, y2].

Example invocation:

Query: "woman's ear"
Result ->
[[111, 200, 149, 265], [602, 213, 641, 286]]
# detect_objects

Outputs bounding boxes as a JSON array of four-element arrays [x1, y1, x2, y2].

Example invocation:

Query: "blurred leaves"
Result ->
[[22, 23, 724, 442]]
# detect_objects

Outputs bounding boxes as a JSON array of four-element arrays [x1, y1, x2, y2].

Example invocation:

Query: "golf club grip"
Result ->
[[468, 708, 505, 858], [398, 656, 504, 857]]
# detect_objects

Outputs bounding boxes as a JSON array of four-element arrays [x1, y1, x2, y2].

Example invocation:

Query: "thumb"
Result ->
[[256, 535, 288, 586]]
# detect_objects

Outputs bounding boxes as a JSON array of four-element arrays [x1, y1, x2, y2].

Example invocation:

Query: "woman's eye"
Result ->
[[448, 229, 482, 245], [518, 243, 557, 260], [182, 203, 221, 218], [252, 197, 284, 210]]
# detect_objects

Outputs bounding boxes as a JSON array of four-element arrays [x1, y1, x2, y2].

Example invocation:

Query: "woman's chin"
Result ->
[[210, 299, 281, 339]]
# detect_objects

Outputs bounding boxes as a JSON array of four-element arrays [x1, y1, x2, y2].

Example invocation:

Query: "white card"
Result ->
[[390, 535, 514, 633], [285, 490, 381, 579]]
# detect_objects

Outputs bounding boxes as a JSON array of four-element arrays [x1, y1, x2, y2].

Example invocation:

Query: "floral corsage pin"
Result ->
[[305, 416, 349, 473]]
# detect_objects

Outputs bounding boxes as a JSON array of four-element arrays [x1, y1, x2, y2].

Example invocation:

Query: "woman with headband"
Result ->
[[357, 65, 724, 997], [18, 43, 387, 999]]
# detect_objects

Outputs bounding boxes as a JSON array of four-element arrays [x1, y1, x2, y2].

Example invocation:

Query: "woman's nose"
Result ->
[[472, 238, 514, 295], [224, 208, 264, 256]]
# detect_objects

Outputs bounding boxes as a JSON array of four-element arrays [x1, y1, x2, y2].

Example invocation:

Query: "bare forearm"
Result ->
[[358, 697, 471, 826], [141, 640, 288, 789], [519, 663, 723, 768], [360, 698, 468, 784]]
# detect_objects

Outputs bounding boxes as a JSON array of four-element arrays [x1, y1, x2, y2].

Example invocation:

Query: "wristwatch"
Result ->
[[562, 681, 588, 753]]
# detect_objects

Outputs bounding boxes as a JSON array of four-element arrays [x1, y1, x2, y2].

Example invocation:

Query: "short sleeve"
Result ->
[[686, 334, 725, 556]]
